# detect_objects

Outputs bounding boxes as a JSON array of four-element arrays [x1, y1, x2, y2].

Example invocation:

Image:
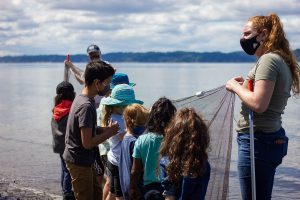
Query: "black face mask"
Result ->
[[97, 84, 110, 96], [240, 35, 260, 55]]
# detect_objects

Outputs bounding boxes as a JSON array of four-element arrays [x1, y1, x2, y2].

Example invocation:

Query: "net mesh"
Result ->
[[173, 85, 235, 200]]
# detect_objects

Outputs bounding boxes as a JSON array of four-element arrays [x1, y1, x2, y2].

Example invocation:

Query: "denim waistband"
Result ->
[[238, 127, 285, 136]]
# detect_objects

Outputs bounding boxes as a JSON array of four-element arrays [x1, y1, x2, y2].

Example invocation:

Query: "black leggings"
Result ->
[[107, 160, 123, 197]]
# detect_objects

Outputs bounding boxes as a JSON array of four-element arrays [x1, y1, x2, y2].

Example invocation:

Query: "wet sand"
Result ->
[[0, 179, 61, 200]]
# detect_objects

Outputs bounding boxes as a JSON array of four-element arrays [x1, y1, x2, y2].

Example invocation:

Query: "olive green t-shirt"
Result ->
[[237, 53, 292, 133]]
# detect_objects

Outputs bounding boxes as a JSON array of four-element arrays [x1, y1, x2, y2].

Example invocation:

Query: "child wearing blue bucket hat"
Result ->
[[110, 73, 136, 89], [100, 84, 143, 199], [98, 72, 137, 200]]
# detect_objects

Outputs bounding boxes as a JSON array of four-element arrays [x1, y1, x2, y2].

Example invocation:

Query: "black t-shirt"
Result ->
[[63, 94, 97, 166]]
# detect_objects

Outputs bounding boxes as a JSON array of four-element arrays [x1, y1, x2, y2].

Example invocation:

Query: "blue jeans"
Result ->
[[237, 127, 288, 200], [59, 154, 74, 197]]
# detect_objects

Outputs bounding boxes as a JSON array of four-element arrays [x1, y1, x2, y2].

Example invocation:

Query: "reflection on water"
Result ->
[[0, 63, 299, 199]]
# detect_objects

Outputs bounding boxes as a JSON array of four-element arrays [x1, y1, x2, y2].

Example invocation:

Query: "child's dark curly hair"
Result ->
[[146, 97, 177, 136], [160, 108, 210, 182]]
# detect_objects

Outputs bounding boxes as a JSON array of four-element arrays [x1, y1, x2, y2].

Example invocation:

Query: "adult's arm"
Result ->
[[226, 76, 275, 113], [65, 61, 85, 85]]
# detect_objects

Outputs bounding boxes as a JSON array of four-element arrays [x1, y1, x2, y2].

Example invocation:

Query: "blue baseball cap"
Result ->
[[110, 73, 136, 89], [101, 84, 143, 106]]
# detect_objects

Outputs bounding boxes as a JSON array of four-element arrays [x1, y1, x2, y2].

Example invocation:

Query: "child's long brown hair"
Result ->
[[160, 108, 210, 182], [146, 97, 177, 136]]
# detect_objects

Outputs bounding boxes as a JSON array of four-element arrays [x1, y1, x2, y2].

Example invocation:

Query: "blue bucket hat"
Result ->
[[110, 73, 136, 89], [101, 84, 143, 106]]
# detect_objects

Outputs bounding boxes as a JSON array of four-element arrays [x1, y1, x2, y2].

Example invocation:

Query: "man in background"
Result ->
[[65, 44, 102, 85]]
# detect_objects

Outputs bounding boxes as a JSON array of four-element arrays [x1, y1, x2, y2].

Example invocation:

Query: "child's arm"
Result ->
[[130, 158, 143, 199], [81, 121, 119, 149], [160, 157, 179, 199]]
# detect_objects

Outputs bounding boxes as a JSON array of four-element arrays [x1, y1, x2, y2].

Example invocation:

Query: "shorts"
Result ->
[[107, 160, 123, 197], [101, 155, 110, 178], [94, 148, 104, 176]]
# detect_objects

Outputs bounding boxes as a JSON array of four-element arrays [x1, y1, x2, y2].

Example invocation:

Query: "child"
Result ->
[[100, 84, 143, 200], [119, 103, 148, 200], [51, 81, 76, 200], [98, 72, 136, 200], [160, 108, 211, 200], [130, 97, 177, 200], [63, 61, 120, 200]]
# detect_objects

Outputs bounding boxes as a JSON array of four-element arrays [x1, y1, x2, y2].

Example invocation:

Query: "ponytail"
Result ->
[[250, 13, 300, 94]]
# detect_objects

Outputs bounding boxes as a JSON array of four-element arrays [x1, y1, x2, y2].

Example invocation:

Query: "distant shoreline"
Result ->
[[1, 50, 298, 63]]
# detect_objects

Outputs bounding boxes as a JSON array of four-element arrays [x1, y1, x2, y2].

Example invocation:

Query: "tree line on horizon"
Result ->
[[0, 49, 299, 63]]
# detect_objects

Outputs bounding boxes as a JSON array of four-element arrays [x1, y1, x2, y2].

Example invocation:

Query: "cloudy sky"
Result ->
[[1, 0, 299, 56]]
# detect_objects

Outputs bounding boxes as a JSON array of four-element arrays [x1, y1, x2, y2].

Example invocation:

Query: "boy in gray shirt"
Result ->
[[63, 61, 119, 200]]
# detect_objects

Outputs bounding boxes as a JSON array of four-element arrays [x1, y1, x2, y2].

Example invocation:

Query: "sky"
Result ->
[[0, 0, 300, 56]]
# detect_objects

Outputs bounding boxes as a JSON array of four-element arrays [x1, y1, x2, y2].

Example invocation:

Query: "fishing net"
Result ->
[[173, 85, 235, 200], [66, 64, 235, 199]]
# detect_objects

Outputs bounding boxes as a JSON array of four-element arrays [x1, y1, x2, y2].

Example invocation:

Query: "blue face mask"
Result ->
[[132, 125, 146, 136]]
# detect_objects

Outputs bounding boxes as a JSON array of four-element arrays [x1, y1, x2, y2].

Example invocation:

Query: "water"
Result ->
[[0, 62, 299, 199]]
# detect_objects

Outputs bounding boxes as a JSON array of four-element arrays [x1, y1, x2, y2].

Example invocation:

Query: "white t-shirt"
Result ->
[[97, 104, 110, 156], [107, 113, 126, 166]]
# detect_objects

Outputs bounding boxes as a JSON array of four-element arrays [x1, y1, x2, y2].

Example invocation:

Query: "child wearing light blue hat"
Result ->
[[98, 73, 137, 200], [100, 84, 143, 199]]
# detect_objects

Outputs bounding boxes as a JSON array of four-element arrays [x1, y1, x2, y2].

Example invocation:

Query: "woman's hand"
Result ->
[[226, 76, 244, 92]]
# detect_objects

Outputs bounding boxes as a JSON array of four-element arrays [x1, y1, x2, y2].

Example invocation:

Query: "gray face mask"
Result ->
[[240, 35, 260, 55], [97, 84, 110, 96]]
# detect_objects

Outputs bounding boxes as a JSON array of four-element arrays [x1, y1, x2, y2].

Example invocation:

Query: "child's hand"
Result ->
[[165, 195, 176, 200], [108, 119, 120, 136], [129, 188, 142, 200]]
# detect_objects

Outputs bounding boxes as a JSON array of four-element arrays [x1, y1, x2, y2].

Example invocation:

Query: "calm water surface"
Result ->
[[0, 62, 299, 199]]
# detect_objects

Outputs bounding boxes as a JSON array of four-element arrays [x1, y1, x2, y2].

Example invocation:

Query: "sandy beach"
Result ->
[[0, 179, 61, 200]]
